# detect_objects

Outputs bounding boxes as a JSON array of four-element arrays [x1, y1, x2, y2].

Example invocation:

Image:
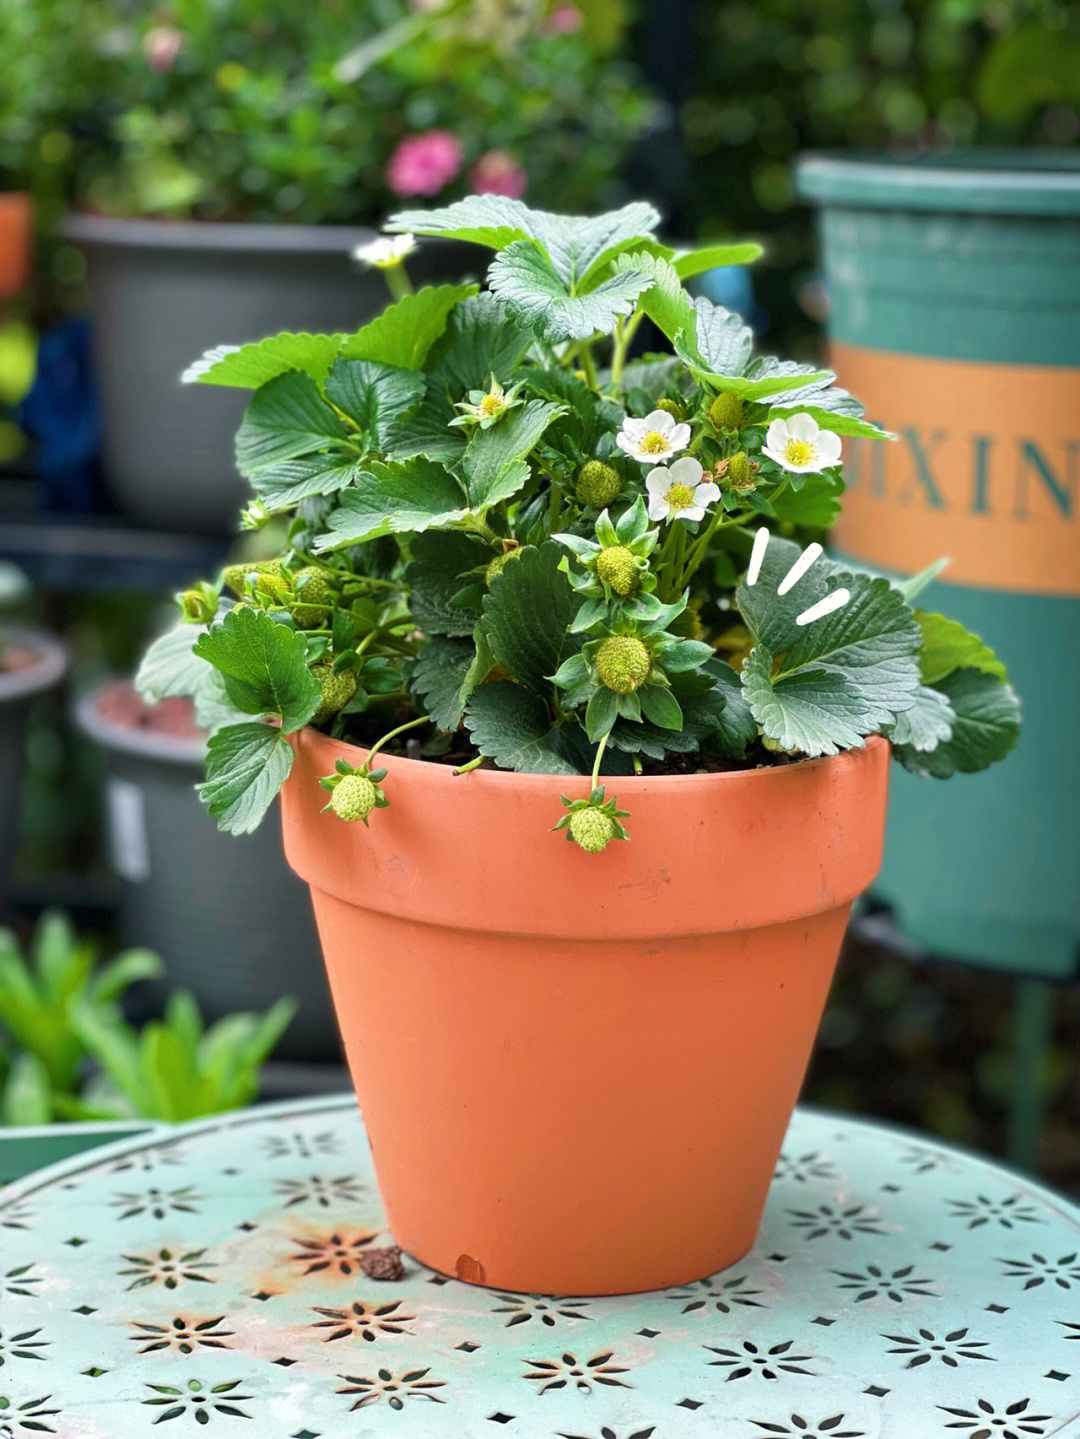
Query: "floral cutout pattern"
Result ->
[[141, 1378, 253, 1424], [523, 1351, 633, 1395], [0, 1097, 1077, 1438]]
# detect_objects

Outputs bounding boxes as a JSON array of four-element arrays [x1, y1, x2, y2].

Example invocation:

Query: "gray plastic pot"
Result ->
[[59, 215, 475, 534], [0, 628, 68, 919], [75, 683, 340, 1062]]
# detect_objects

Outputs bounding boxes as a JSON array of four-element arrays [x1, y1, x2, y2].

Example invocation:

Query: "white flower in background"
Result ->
[[352, 233, 417, 269], [616, 409, 692, 464], [762, 412, 842, 474], [645, 456, 720, 523]]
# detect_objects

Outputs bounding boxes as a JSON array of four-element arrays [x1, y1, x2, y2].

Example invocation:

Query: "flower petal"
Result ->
[[669, 455, 704, 486], [817, 429, 843, 465], [647, 494, 670, 520], [645, 468, 671, 496], [674, 505, 706, 522], [643, 409, 675, 436], [785, 411, 820, 441], [692, 482, 721, 505], [615, 432, 636, 455], [765, 418, 790, 449], [669, 423, 692, 450]]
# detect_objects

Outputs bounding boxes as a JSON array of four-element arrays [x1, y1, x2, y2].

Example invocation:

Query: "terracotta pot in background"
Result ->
[[281, 726, 890, 1296], [0, 192, 33, 297]]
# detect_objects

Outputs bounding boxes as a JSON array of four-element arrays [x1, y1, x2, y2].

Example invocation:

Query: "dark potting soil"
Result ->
[[0, 645, 40, 675]]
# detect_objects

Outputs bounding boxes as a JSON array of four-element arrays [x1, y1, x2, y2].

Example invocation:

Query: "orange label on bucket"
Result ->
[[830, 342, 1080, 597]]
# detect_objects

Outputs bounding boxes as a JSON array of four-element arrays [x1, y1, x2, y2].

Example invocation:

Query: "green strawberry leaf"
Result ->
[[386, 197, 660, 287], [464, 681, 578, 774], [406, 531, 487, 637], [726, 356, 833, 403], [614, 252, 697, 354], [736, 537, 921, 755], [490, 240, 654, 342], [315, 459, 467, 550], [193, 607, 320, 734], [337, 283, 477, 371], [135, 608, 227, 702], [462, 399, 565, 508], [680, 295, 753, 378], [480, 541, 577, 695], [894, 669, 1021, 777], [253, 454, 366, 510], [182, 332, 344, 388], [767, 471, 846, 529], [323, 358, 426, 446], [408, 636, 479, 730], [886, 684, 955, 752], [196, 722, 294, 834], [235, 371, 350, 476], [914, 611, 1008, 685], [425, 292, 534, 399]]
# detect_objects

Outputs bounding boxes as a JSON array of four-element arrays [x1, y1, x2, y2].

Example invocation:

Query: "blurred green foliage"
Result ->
[[0, 0, 655, 229], [679, 0, 1080, 349]]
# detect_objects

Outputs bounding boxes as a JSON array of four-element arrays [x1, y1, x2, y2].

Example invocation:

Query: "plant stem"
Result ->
[[590, 730, 610, 789], [366, 714, 429, 763], [548, 481, 563, 531], [454, 755, 485, 776], [578, 343, 599, 392], [384, 263, 413, 301]]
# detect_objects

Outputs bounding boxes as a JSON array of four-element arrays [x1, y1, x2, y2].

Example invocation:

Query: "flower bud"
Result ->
[[653, 397, 686, 421], [594, 635, 651, 694], [575, 460, 622, 510], [312, 662, 359, 720], [179, 586, 217, 624], [330, 773, 379, 823], [594, 546, 639, 598], [569, 806, 618, 854], [708, 392, 746, 432]]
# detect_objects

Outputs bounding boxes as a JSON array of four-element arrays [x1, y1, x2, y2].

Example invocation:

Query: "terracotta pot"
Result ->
[[0, 192, 33, 296], [281, 726, 890, 1295]]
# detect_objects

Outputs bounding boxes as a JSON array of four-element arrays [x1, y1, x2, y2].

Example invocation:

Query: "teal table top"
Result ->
[[1, 1097, 1078, 1438]]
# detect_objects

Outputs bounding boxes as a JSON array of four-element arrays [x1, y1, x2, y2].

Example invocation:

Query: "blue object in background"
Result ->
[[693, 263, 763, 329], [19, 318, 102, 512]]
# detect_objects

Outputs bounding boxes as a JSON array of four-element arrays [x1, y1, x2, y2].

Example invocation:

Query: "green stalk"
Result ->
[[366, 714, 430, 764], [590, 731, 610, 789]]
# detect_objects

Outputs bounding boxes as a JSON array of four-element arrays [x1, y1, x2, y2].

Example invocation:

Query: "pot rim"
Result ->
[[74, 679, 206, 768], [0, 626, 68, 704], [797, 148, 1080, 218], [58, 211, 382, 255], [294, 721, 890, 792]]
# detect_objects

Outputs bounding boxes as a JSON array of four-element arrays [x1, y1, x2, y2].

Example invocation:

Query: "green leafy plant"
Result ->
[[140, 196, 1020, 852], [0, 911, 295, 1124], [4, 0, 654, 228]]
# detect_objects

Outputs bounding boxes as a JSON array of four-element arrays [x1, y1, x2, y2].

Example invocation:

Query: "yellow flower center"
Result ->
[[665, 483, 695, 509], [641, 430, 669, 454], [480, 393, 504, 417], [784, 438, 816, 466]]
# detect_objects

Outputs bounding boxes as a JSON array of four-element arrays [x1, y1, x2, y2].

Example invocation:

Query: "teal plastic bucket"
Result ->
[[797, 152, 1080, 980]]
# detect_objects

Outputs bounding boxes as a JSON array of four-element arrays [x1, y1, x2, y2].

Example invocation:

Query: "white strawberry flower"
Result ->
[[616, 409, 692, 464], [645, 456, 720, 523], [762, 412, 842, 474], [353, 233, 418, 269]]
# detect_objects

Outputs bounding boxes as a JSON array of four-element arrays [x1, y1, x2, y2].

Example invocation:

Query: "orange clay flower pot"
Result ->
[[280, 726, 890, 1296], [0, 193, 33, 297]]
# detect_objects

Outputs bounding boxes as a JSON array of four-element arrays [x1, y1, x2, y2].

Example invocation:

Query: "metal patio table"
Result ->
[[1, 1096, 1078, 1438]]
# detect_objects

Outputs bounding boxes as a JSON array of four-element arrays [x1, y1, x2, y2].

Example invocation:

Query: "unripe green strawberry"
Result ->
[[594, 545, 639, 598], [708, 392, 746, 432], [575, 460, 622, 510], [330, 773, 378, 822], [726, 450, 756, 491], [654, 397, 686, 421], [255, 571, 292, 603], [594, 635, 651, 694], [179, 586, 217, 624], [484, 549, 521, 586], [291, 566, 335, 627], [222, 563, 256, 597], [312, 662, 359, 720], [569, 806, 617, 853]]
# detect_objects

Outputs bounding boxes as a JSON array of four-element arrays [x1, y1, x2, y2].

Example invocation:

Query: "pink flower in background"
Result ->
[[469, 150, 529, 199], [143, 25, 184, 73], [544, 3, 583, 33], [386, 130, 463, 198]]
